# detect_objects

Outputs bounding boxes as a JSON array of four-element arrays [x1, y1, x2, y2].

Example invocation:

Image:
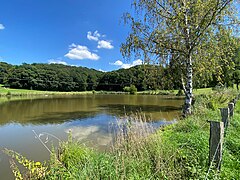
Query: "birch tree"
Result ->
[[121, 0, 239, 116]]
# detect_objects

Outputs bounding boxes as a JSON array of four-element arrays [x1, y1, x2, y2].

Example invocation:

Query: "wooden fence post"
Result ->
[[228, 103, 234, 118], [209, 121, 224, 170], [219, 108, 230, 128]]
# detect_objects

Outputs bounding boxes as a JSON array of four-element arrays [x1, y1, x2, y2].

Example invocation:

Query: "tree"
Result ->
[[193, 28, 239, 88], [233, 70, 240, 89], [121, 0, 238, 116], [232, 46, 240, 89]]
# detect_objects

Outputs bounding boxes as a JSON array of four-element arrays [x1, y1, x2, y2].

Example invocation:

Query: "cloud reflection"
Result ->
[[65, 126, 112, 146]]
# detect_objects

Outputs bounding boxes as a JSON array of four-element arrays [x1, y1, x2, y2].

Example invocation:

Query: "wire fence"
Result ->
[[205, 99, 237, 179]]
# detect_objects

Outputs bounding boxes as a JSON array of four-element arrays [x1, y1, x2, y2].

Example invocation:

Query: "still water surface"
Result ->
[[0, 94, 183, 179]]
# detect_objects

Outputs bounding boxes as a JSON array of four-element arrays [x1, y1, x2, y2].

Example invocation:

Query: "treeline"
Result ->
[[0, 63, 102, 91], [0, 62, 181, 91], [0, 60, 238, 92]]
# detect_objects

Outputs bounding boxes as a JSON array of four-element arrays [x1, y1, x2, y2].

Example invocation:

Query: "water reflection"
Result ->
[[0, 94, 183, 179], [0, 95, 183, 125]]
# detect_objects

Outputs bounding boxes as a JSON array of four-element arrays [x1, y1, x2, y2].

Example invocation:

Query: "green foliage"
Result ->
[[121, 0, 239, 115], [3, 148, 47, 179], [97, 65, 172, 91], [123, 85, 137, 94], [0, 62, 103, 92], [2, 61, 238, 93], [220, 101, 240, 179], [193, 88, 237, 112], [232, 47, 240, 89], [1, 62, 184, 92], [6, 91, 11, 96], [176, 89, 184, 96]]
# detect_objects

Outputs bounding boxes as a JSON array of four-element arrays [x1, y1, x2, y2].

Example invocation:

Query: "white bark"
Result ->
[[182, 1, 193, 117], [183, 54, 193, 116]]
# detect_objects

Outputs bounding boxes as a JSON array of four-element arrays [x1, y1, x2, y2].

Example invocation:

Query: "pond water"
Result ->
[[0, 94, 183, 179]]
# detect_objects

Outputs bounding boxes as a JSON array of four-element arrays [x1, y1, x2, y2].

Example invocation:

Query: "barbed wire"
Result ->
[[204, 139, 222, 180], [207, 98, 237, 180]]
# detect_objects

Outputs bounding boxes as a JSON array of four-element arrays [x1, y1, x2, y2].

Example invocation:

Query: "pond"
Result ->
[[0, 94, 183, 179]]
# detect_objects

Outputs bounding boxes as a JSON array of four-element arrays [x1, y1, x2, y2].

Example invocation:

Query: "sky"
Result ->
[[0, 0, 142, 72]]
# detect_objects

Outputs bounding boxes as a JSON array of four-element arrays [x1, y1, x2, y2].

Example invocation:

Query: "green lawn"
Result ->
[[193, 87, 213, 95], [0, 85, 94, 96], [0, 84, 236, 98]]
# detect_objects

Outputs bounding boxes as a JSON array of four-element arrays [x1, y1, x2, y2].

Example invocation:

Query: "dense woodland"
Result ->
[[0, 52, 239, 92]]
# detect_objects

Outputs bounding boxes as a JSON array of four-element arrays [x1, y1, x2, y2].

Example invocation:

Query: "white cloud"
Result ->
[[97, 40, 114, 49], [65, 45, 100, 60], [0, 24, 5, 30], [87, 31, 101, 41], [110, 59, 143, 69], [48, 59, 68, 65], [121, 64, 132, 69], [99, 69, 106, 72], [110, 60, 123, 66], [69, 43, 77, 48], [132, 59, 143, 66], [87, 30, 114, 50]]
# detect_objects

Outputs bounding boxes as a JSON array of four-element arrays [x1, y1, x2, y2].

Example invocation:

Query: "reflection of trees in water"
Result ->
[[0, 97, 98, 125], [0, 95, 183, 125], [99, 104, 182, 121]]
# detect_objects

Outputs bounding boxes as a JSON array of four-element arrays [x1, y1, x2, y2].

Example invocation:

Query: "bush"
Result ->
[[123, 85, 137, 95], [176, 89, 184, 96], [6, 91, 11, 96]]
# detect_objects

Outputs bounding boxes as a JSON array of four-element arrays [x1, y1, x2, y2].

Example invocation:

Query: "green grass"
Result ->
[[0, 84, 223, 97], [193, 87, 213, 95], [138, 87, 213, 96], [0, 85, 95, 96]]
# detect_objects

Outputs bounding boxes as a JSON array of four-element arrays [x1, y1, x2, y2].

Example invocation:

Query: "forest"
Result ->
[[0, 51, 239, 92]]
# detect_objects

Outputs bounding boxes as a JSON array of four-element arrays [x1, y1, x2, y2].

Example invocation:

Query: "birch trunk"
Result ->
[[183, 54, 193, 117]]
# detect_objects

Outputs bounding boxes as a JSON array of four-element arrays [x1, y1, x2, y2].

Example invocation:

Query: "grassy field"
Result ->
[[0, 84, 95, 96], [2, 82, 237, 98], [0, 84, 214, 97], [3, 88, 239, 179]]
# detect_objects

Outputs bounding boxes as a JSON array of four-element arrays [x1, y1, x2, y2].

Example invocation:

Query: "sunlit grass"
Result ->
[[193, 87, 213, 95], [0, 85, 94, 96]]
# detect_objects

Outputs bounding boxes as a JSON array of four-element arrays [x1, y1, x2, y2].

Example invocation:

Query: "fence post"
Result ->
[[219, 108, 230, 128], [228, 103, 234, 118], [209, 121, 224, 170]]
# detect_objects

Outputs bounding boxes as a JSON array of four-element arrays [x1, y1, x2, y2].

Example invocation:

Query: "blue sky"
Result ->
[[0, 0, 142, 71]]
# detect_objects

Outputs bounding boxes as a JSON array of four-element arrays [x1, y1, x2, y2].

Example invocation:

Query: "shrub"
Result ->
[[6, 91, 11, 96], [176, 89, 184, 96], [123, 85, 137, 95]]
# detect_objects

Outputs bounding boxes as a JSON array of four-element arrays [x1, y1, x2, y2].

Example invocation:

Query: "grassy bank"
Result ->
[[0, 83, 213, 97], [3, 88, 240, 179], [0, 84, 95, 96]]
